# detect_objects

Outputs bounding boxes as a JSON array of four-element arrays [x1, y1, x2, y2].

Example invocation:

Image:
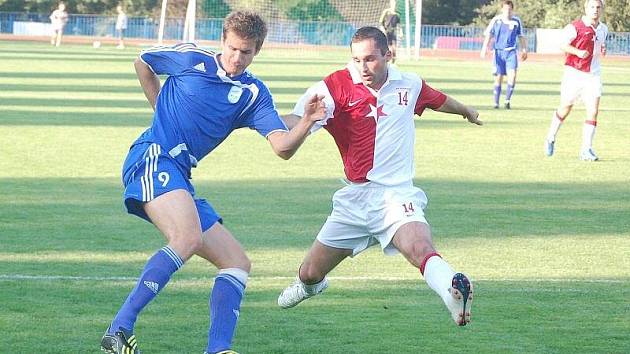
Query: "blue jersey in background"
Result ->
[[485, 16, 523, 51]]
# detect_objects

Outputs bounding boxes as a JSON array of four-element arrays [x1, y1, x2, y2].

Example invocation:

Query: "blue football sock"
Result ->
[[506, 84, 515, 102], [206, 270, 247, 353], [110, 246, 183, 333], [493, 84, 501, 106]]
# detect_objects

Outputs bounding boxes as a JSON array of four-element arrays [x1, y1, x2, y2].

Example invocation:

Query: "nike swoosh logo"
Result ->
[[349, 99, 362, 107]]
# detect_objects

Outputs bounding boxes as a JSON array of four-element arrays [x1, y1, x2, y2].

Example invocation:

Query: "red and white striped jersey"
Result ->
[[563, 17, 608, 75], [293, 63, 446, 186]]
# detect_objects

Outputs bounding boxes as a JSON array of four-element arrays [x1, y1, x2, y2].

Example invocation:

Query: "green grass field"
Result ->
[[1, 40, 629, 353]]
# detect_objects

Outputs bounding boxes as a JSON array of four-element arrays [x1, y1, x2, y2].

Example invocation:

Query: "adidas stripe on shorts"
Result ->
[[121, 141, 221, 231]]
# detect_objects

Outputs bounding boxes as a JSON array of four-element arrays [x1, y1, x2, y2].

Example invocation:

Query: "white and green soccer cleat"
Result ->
[[277, 277, 329, 309]]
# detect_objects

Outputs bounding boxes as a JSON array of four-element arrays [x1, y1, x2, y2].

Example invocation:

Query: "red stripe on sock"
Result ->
[[555, 111, 565, 122], [419, 252, 441, 275], [585, 120, 597, 126]]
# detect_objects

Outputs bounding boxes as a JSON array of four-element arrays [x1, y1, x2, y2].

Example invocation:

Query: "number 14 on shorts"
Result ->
[[402, 202, 415, 215]]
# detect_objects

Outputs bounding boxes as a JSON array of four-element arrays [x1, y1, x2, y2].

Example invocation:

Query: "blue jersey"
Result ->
[[484, 15, 523, 51], [136, 43, 288, 172]]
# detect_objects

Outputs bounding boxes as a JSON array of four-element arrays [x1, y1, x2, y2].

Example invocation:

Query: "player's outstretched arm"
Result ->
[[280, 114, 301, 130], [267, 94, 326, 160], [134, 57, 161, 111], [435, 96, 482, 125]]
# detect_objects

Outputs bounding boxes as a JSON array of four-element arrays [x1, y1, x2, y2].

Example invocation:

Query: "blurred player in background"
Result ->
[[100, 11, 325, 354], [545, 0, 608, 161], [49, 2, 68, 47], [115, 4, 128, 49], [278, 26, 481, 327], [480, 0, 527, 109], [379, 0, 401, 63]]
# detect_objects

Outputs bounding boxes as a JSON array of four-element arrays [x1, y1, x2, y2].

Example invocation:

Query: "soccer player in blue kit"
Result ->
[[480, 0, 528, 109], [100, 11, 325, 354]]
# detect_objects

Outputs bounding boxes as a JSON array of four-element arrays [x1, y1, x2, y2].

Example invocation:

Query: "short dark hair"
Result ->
[[502, 0, 514, 8], [223, 11, 267, 52], [351, 26, 390, 56]]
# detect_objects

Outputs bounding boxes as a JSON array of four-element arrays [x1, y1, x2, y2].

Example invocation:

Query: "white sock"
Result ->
[[301, 276, 327, 295], [218, 268, 249, 287], [582, 120, 597, 150], [547, 111, 565, 142], [423, 256, 455, 303]]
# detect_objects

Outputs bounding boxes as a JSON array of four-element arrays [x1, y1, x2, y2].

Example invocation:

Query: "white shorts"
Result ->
[[560, 66, 602, 106], [316, 181, 428, 257], [51, 24, 64, 32]]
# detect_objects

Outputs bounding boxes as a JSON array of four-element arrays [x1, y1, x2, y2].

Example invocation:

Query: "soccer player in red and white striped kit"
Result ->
[[545, 0, 608, 161], [278, 26, 481, 327]]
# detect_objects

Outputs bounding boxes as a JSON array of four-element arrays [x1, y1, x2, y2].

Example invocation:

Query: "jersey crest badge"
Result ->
[[227, 86, 243, 104]]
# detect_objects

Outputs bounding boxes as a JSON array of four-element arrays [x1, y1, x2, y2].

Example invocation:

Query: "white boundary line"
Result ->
[[0, 274, 625, 283]]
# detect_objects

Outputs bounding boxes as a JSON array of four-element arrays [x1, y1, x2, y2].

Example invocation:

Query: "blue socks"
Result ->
[[207, 268, 248, 353], [108, 250, 248, 353], [506, 84, 515, 102], [110, 246, 183, 333], [493, 84, 501, 106]]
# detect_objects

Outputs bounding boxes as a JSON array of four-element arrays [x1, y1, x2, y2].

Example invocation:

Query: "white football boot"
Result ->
[[580, 148, 599, 161], [445, 273, 473, 326], [545, 139, 555, 157], [278, 277, 328, 309]]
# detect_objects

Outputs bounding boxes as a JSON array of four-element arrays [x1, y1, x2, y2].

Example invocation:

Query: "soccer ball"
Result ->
[[92, 41, 101, 48]]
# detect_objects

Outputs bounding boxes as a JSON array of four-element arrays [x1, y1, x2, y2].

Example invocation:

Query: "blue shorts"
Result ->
[[493, 49, 518, 75], [121, 141, 221, 232]]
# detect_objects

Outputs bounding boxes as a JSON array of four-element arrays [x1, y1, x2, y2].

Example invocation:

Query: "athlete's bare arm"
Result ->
[[267, 94, 325, 160], [519, 35, 528, 60], [560, 43, 589, 59], [280, 114, 301, 130], [435, 96, 482, 125], [480, 34, 492, 58], [134, 57, 161, 111]]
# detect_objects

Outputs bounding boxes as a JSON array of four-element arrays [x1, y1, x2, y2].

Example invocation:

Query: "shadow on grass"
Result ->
[[0, 278, 627, 353], [1, 177, 628, 253], [0, 55, 136, 63], [0, 71, 138, 80], [0, 110, 152, 127]]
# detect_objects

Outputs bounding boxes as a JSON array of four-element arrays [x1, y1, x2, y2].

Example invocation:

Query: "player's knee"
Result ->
[[168, 233, 204, 260]]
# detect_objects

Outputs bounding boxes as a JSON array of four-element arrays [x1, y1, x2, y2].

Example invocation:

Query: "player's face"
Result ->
[[501, 4, 513, 18], [584, 0, 602, 21], [351, 39, 391, 90], [220, 31, 259, 77]]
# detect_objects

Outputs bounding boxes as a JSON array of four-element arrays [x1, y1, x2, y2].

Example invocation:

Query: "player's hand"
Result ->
[[520, 50, 528, 61], [601, 43, 607, 56], [578, 49, 590, 59], [464, 107, 482, 126], [303, 94, 326, 123]]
